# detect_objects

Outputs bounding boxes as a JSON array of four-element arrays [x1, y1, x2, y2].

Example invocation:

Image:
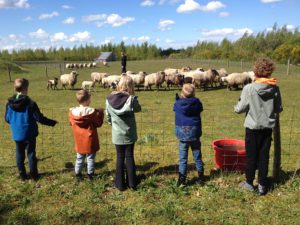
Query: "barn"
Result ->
[[94, 52, 116, 62]]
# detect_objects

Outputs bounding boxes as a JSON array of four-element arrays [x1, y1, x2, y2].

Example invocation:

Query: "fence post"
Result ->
[[45, 64, 48, 78], [272, 113, 281, 182], [7, 65, 12, 82], [59, 64, 62, 74], [227, 60, 229, 68], [286, 58, 290, 76], [240, 59, 243, 71]]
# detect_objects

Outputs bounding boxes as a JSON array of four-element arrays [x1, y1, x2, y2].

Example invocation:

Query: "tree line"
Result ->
[[0, 24, 299, 64]]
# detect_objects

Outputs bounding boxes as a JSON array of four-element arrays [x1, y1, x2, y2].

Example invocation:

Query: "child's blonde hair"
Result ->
[[117, 75, 135, 95], [181, 84, 195, 98], [76, 90, 91, 104], [14, 78, 29, 92]]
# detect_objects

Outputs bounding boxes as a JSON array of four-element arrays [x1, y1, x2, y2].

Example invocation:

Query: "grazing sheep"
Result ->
[[102, 75, 121, 88], [164, 68, 178, 76], [78, 63, 83, 68], [243, 71, 255, 82], [92, 62, 97, 67], [83, 63, 88, 68], [165, 73, 185, 89], [178, 66, 192, 73], [91, 72, 109, 86], [217, 68, 228, 86], [103, 61, 108, 67], [126, 71, 135, 75], [144, 71, 166, 91], [47, 77, 58, 90], [127, 71, 147, 90], [81, 81, 96, 91], [221, 72, 252, 90], [110, 80, 119, 89], [60, 71, 79, 89]]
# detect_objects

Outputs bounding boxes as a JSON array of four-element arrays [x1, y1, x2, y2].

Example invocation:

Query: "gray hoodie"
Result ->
[[106, 92, 141, 145], [234, 83, 283, 129]]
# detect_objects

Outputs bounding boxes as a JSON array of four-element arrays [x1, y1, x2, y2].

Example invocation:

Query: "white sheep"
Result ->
[[103, 61, 108, 67], [91, 72, 109, 86], [102, 75, 121, 88], [127, 71, 147, 90], [92, 62, 97, 67], [144, 71, 166, 91], [47, 77, 58, 90], [243, 71, 255, 82], [81, 81, 96, 91], [60, 71, 79, 89], [221, 72, 252, 90]]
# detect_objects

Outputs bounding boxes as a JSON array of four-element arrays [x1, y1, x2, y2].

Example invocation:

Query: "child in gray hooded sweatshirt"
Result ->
[[234, 58, 283, 195]]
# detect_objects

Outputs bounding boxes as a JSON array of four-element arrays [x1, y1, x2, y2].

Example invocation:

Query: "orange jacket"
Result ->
[[69, 108, 103, 154]]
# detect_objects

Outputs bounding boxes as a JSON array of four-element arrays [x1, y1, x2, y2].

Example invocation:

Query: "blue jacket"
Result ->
[[173, 97, 203, 141], [5, 95, 57, 141]]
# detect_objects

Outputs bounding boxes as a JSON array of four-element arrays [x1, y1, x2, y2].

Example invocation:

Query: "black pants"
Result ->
[[115, 144, 136, 189], [245, 128, 272, 186]]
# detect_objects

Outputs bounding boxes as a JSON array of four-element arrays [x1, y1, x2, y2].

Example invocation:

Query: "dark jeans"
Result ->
[[121, 66, 126, 74], [15, 139, 38, 176], [115, 144, 136, 189], [245, 128, 272, 186]]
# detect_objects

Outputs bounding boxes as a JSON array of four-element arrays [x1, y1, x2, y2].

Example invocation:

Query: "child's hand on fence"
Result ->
[[175, 93, 179, 100]]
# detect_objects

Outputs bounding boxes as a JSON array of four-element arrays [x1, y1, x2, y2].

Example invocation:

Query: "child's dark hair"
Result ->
[[14, 78, 29, 92], [76, 90, 90, 104], [253, 58, 275, 78]]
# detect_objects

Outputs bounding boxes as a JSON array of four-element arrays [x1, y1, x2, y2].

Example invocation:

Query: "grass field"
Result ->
[[0, 59, 299, 225]]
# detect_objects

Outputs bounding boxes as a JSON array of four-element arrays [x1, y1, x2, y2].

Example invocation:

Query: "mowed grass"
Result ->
[[0, 59, 299, 225]]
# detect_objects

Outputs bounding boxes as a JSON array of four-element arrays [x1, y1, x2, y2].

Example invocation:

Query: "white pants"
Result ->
[[75, 153, 96, 175]]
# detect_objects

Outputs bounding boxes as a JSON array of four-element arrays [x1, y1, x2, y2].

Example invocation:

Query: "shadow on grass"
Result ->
[[269, 169, 300, 190]]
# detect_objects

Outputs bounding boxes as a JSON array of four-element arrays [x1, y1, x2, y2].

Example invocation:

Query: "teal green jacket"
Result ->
[[234, 82, 283, 129], [106, 92, 141, 145]]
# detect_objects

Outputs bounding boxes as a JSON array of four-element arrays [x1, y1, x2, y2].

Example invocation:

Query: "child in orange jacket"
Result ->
[[69, 90, 104, 180]]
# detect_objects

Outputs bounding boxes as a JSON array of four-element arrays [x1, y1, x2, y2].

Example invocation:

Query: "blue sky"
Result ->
[[0, 0, 299, 51]]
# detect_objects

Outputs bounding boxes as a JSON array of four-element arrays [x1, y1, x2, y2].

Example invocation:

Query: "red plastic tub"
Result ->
[[212, 139, 246, 171]]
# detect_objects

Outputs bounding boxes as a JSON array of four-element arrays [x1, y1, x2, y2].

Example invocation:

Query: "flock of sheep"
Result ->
[[47, 66, 256, 92], [65, 61, 108, 69]]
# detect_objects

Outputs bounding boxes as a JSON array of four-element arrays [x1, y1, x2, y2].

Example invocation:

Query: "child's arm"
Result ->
[[95, 108, 104, 128], [132, 96, 141, 113], [234, 88, 249, 114], [105, 101, 112, 125], [30, 102, 57, 126], [4, 103, 10, 124]]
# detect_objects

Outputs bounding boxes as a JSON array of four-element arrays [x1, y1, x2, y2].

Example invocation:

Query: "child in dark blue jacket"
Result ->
[[173, 84, 204, 186], [5, 78, 57, 180]]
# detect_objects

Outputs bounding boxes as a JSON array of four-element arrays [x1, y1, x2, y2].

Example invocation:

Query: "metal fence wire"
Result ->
[[0, 105, 299, 175]]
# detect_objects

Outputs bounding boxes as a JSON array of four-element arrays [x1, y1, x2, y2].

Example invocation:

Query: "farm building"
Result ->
[[94, 52, 116, 62]]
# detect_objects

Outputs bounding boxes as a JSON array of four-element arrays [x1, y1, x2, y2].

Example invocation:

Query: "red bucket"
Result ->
[[212, 139, 246, 171]]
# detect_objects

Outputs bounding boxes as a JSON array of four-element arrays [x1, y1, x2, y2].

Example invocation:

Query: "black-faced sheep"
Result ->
[[60, 71, 79, 89], [47, 77, 58, 90]]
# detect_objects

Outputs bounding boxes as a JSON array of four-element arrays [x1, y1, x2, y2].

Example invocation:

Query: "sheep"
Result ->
[[243, 71, 255, 82], [178, 66, 192, 73], [102, 75, 121, 88], [47, 77, 58, 90], [221, 72, 252, 90], [83, 63, 88, 68], [144, 71, 166, 91], [126, 71, 135, 75], [165, 73, 185, 89], [92, 62, 97, 67], [81, 81, 96, 91], [217, 68, 228, 86], [91, 72, 109, 86], [127, 71, 147, 90], [103, 61, 108, 67], [78, 63, 83, 68], [60, 71, 79, 89], [164, 68, 178, 76], [87, 63, 93, 68]]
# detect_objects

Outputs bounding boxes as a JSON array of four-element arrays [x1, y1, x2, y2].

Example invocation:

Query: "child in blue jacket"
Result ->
[[173, 84, 204, 186], [5, 78, 57, 180]]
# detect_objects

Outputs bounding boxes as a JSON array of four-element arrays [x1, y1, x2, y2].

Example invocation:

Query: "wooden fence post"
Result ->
[[45, 64, 48, 78], [59, 64, 62, 74], [272, 114, 281, 182], [240, 59, 243, 71], [227, 60, 229, 68], [7, 65, 12, 82], [286, 58, 290, 76]]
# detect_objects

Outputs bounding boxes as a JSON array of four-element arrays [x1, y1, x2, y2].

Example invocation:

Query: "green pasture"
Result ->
[[0, 59, 299, 224]]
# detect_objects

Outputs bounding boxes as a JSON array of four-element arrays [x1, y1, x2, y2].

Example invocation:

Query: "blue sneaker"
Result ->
[[239, 181, 255, 192]]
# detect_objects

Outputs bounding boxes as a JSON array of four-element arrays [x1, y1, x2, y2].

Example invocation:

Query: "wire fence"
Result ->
[[0, 105, 299, 175]]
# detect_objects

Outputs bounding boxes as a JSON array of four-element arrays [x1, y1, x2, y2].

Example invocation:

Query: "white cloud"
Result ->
[[201, 28, 253, 40], [159, 0, 180, 5], [8, 34, 17, 40], [261, 0, 281, 3], [101, 37, 115, 45], [23, 16, 32, 21], [122, 36, 129, 41], [39, 12, 59, 20], [82, 14, 107, 23], [68, 31, 91, 42], [165, 39, 175, 43], [177, 0, 225, 13], [286, 24, 295, 30], [51, 32, 68, 42], [106, 14, 135, 27], [141, 0, 155, 7], [62, 5, 72, 9], [219, 11, 229, 17], [29, 28, 49, 39], [62, 17, 75, 24], [158, 19, 175, 31], [0, 0, 30, 9], [137, 36, 150, 42], [156, 38, 161, 42]]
